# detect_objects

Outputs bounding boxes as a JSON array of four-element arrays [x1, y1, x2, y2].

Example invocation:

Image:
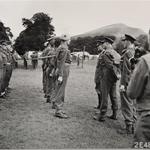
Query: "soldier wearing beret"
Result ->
[[119, 34, 137, 134], [94, 37, 121, 122]]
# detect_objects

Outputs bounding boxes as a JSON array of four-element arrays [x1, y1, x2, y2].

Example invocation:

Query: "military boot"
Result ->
[[93, 112, 106, 122], [108, 110, 117, 120], [117, 124, 134, 135]]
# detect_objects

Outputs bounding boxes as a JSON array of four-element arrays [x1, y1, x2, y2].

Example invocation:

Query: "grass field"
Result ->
[[0, 59, 133, 148]]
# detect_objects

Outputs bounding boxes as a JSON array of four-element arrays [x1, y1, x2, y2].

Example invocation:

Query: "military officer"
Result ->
[[94, 40, 105, 109], [51, 34, 72, 119], [119, 34, 137, 134], [94, 37, 121, 122], [42, 37, 55, 100], [127, 53, 150, 145]]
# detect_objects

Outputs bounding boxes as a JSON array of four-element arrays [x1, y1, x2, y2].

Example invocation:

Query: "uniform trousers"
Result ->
[[99, 68, 118, 116], [120, 91, 137, 126], [52, 63, 70, 112]]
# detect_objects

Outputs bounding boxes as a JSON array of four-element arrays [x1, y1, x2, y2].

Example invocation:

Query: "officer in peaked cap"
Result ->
[[94, 36, 121, 122], [122, 34, 136, 43], [119, 34, 137, 134], [104, 37, 114, 44]]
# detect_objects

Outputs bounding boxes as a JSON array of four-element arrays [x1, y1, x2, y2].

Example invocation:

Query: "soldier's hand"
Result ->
[[120, 85, 125, 92], [117, 74, 121, 79], [58, 76, 63, 84]]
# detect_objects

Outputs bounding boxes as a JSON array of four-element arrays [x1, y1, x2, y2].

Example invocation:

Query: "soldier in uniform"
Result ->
[[94, 40, 105, 109], [94, 37, 121, 122], [0, 40, 13, 92], [0, 47, 7, 97], [51, 34, 71, 119], [127, 53, 150, 145], [42, 37, 55, 99], [119, 34, 137, 134], [31, 51, 38, 69], [45, 38, 61, 103]]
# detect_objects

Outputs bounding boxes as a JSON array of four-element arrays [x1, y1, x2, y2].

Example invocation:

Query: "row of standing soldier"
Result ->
[[0, 40, 15, 98], [94, 34, 149, 145], [42, 35, 72, 119]]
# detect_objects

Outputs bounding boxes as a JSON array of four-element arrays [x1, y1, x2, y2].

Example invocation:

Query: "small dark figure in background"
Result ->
[[22, 53, 28, 69], [12, 51, 19, 68], [31, 51, 38, 69], [77, 54, 80, 66]]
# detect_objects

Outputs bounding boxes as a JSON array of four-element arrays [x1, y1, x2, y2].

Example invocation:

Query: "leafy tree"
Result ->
[[14, 12, 55, 55], [0, 21, 13, 42]]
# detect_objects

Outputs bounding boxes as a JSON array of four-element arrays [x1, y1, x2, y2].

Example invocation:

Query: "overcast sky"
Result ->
[[1, 0, 150, 38]]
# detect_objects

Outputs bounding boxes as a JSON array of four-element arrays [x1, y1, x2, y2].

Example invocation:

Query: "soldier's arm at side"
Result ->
[[127, 58, 148, 99], [120, 52, 131, 86]]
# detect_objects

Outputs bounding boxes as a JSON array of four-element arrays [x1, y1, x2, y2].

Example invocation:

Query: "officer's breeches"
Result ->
[[109, 83, 118, 111], [52, 64, 70, 111], [120, 91, 136, 125], [100, 69, 118, 116]]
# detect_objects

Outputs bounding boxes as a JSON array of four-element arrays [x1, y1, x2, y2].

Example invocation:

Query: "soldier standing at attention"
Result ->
[[51, 34, 71, 119], [31, 51, 38, 69], [42, 37, 55, 99], [127, 53, 150, 146], [94, 37, 121, 122], [119, 34, 137, 134], [45, 38, 61, 103]]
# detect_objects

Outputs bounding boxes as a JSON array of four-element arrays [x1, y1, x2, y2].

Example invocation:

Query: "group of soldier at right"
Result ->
[[40, 33, 150, 145], [94, 34, 150, 145]]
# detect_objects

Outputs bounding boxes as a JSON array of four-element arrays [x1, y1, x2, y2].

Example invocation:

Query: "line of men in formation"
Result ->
[[0, 40, 15, 98], [94, 34, 150, 145], [41, 34, 72, 119]]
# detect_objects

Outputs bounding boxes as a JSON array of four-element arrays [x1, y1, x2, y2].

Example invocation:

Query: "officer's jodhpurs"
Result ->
[[99, 67, 118, 116], [52, 63, 70, 111]]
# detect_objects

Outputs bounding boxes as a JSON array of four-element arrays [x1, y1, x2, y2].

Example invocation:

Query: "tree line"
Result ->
[[69, 34, 149, 55], [0, 12, 149, 56]]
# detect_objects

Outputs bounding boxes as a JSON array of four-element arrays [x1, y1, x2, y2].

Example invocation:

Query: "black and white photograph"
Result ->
[[0, 0, 150, 149]]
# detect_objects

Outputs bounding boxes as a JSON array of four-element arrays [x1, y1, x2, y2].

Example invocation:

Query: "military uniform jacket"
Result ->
[[95, 48, 120, 84], [42, 46, 53, 71], [94, 50, 105, 84], [120, 48, 135, 87], [55, 44, 71, 77], [127, 54, 150, 116]]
